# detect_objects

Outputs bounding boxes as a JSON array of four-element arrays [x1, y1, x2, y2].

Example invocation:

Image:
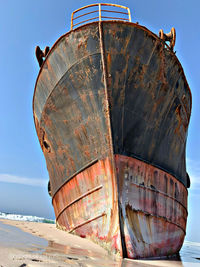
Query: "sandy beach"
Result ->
[[0, 219, 199, 267]]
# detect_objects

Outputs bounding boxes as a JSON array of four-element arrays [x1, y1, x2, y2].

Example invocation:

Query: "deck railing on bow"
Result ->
[[71, 3, 131, 30]]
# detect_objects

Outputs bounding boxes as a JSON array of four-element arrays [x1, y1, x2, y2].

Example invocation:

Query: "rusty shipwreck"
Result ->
[[33, 4, 191, 259]]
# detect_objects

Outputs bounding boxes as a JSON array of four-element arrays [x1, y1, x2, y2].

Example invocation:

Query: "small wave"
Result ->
[[0, 212, 55, 224], [184, 240, 200, 247]]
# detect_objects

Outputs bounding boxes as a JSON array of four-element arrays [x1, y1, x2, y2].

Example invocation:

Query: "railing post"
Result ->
[[71, 12, 74, 30], [99, 3, 101, 21], [127, 8, 131, 22]]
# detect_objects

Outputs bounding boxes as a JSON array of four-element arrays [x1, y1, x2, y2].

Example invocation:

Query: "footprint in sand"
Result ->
[[31, 259, 42, 262]]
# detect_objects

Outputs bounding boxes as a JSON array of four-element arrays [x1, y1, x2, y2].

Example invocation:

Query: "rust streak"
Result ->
[[69, 212, 107, 233], [126, 207, 186, 234], [131, 181, 188, 214], [56, 184, 103, 221], [52, 158, 98, 200], [98, 21, 114, 156]]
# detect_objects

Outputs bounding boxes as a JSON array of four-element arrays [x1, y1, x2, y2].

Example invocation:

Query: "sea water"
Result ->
[[0, 211, 55, 224]]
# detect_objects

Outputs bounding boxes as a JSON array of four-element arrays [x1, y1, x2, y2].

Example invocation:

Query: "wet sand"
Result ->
[[0, 219, 199, 267]]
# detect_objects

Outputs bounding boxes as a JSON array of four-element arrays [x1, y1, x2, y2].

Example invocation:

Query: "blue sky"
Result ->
[[0, 0, 199, 242]]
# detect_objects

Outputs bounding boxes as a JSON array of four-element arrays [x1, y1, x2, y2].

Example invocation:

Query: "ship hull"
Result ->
[[52, 155, 187, 258], [33, 21, 191, 258]]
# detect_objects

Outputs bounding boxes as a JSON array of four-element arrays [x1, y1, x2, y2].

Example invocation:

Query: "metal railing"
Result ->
[[71, 3, 131, 30]]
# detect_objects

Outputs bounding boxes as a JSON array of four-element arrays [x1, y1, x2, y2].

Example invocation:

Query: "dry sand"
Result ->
[[0, 219, 199, 267]]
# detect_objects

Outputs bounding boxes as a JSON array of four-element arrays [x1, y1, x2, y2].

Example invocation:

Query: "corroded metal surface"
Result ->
[[34, 23, 112, 196], [33, 21, 191, 192], [53, 158, 122, 256], [103, 22, 191, 188], [159, 27, 176, 51], [115, 154, 187, 258], [33, 20, 191, 259]]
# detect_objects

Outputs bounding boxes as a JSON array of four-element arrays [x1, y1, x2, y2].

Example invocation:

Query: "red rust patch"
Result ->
[[52, 157, 122, 256]]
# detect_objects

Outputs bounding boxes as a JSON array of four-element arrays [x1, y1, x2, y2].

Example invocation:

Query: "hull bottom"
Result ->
[[52, 155, 188, 259], [115, 155, 187, 258], [53, 157, 122, 256]]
